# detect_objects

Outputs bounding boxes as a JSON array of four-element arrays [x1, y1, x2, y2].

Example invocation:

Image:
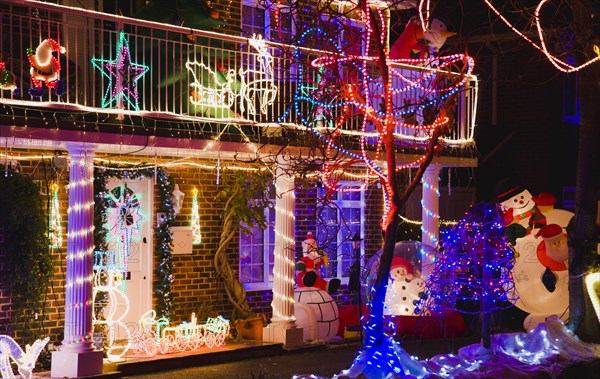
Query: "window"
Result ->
[[316, 183, 364, 281], [241, 0, 295, 43], [239, 205, 276, 289], [317, 1, 366, 56]]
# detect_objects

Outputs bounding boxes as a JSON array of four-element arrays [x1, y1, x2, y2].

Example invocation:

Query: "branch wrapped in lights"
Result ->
[[419, 202, 518, 315], [284, 19, 474, 228], [94, 165, 175, 318]]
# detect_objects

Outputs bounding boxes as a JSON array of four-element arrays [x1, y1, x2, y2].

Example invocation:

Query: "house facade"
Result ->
[[0, 0, 477, 376]]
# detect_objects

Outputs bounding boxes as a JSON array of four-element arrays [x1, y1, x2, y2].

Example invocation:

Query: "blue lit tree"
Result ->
[[421, 202, 517, 348]]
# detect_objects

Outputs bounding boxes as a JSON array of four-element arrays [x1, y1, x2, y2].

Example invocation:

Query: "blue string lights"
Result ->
[[419, 202, 518, 315]]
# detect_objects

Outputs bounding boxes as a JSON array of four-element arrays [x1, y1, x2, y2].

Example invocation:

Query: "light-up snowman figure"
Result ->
[[384, 257, 427, 316], [365, 241, 432, 317], [497, 181, 573, 330]]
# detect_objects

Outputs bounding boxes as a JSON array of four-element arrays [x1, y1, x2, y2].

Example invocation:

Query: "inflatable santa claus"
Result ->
[[295, 232, 340, 294]]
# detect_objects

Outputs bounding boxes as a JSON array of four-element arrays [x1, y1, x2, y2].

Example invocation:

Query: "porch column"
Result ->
[[52, 143, 103, 378], [263, 156, 303, 348], [421, 165, 441, 280]]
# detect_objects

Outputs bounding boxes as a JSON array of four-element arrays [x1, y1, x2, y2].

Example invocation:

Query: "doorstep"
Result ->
[[37, 340, 284, 378]]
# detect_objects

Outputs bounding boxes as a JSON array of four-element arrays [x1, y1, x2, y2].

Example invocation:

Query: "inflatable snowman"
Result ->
[[497, 179, 573, 330]]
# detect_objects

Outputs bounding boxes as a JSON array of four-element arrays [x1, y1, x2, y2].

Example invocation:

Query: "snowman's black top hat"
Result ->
[[496, 178, 525, 203]]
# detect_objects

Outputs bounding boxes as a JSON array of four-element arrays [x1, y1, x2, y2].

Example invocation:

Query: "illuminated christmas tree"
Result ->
[[421, 202, 517, 348]]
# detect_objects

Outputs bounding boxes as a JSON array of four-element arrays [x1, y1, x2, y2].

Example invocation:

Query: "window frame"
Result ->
[[316, 182, 365, 283], [241, 0, 297, 43], [239, 200, 276, 291]]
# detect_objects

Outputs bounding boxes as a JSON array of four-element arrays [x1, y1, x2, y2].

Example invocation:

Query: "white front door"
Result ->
[[105, 177, 153, 331]]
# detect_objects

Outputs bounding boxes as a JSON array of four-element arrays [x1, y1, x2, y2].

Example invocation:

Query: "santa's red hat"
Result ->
[[39, 38, 65, 54], [302, 232, 317, 253], [535, 224, 563, 239], [390, 257, 413, 275], [532, 192, 557, 207]]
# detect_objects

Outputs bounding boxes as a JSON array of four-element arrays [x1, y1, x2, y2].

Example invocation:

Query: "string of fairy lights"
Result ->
[[1, 148, 463, 231]]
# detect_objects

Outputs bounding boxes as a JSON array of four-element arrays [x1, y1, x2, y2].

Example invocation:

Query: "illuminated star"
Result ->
[[92, 30, 149, 111]]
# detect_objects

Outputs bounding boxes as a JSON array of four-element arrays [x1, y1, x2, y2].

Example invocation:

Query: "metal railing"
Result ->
[[0, 0, 477, 147]]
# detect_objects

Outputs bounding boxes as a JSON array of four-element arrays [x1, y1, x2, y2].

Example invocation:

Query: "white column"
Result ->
[[263, 156, 303, 347], [52, 143, 103, 378], [421, 165, 441, 280]]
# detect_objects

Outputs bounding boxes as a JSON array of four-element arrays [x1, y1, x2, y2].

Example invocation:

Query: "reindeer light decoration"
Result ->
[[0, 335, 49, 379], [239, 34, 278, 115]]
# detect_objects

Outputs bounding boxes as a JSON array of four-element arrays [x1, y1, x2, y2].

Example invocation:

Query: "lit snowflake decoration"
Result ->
[[104, 185, 146, 273]]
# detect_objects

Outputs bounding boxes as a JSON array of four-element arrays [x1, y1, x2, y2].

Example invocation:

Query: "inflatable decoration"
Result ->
[[365, 241, 434, 316], [295, 232, 341, 294], [497, 179, 574, 330], [389, 16, 455, 60], [26, 38, 65, 97], [294, 287, 339, 342]]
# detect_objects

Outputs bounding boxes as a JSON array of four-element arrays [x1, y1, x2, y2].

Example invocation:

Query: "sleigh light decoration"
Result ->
[[129, 310, 230, 357]]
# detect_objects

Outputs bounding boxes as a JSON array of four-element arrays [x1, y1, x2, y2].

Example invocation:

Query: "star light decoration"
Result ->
[[91, 30, 149, 111]]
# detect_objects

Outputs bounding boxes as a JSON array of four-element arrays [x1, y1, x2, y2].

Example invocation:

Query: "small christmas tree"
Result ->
[[421, 202, 517, 348]]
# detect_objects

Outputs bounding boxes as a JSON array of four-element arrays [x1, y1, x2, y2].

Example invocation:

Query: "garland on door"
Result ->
[[94, 165, 175, 319]]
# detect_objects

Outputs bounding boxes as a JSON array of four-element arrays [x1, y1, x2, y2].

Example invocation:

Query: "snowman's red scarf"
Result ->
[[513, 205, 547, 233]]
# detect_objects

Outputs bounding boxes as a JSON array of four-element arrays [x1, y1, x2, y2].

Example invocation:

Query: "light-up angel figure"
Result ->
[[49, 182, 62, 248], [104, 185, 146, 280], [191, 188, 201, 245]]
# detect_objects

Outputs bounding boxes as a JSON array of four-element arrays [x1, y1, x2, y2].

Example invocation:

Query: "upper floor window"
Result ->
[[317, 1, 366, 55], [316, 182, 365, 281], [241, 0, 295, 43]]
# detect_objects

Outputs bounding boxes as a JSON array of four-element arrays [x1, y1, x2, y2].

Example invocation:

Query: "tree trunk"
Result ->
[[568, 0, 600, 343]]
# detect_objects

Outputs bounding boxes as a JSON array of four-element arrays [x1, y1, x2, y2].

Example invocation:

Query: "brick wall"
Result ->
[[0, 151, 68, 344], [0, 148, 388, 345]]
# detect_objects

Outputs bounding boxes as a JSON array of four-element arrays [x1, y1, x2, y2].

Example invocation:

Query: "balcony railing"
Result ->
[[0, 0, 477, 148]]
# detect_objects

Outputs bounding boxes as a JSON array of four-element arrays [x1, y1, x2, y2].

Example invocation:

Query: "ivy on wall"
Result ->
[[0, 166, 53, 343], [93, 165, 175, 318]]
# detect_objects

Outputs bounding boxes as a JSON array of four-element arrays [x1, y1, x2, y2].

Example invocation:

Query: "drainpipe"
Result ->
[[486, 41, 498, 126]]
